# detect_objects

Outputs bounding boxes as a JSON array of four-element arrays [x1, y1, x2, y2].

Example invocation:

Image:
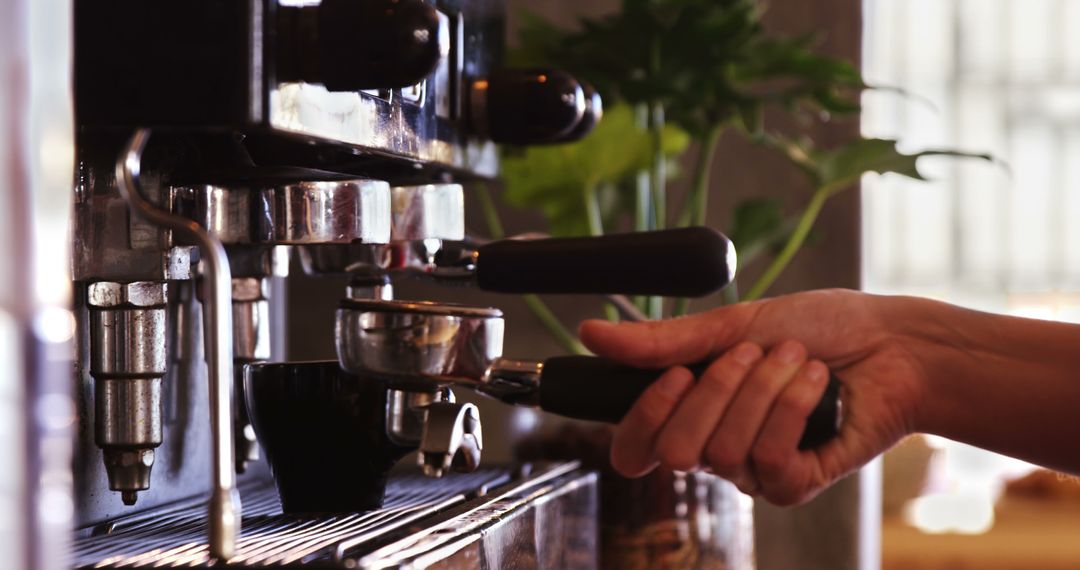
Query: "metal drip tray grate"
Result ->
[[72, 468, 515, 568]]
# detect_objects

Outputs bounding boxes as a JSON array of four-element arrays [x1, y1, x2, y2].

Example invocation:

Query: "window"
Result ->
[[862, 0, 1080, 533]]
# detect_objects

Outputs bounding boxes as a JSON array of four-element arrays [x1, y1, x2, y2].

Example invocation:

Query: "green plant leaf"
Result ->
[[510, 0, 866, 139], [507, 11, 568, 68], [730, 197, 783, 265], [730, 198, 783, 253], [728, 198, 814, 267], [499, 103, 690, 236], [759, 135, 994, 192], [814, 138, 993, 192]]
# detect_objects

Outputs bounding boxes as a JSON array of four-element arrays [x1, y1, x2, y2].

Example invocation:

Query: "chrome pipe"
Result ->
[[115, 129, 240, 561]]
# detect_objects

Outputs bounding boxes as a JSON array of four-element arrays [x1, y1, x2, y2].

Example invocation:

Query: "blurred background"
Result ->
[[863, 0, 1080, 568]]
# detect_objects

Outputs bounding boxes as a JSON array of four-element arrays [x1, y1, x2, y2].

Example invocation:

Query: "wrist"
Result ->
[[875, 294, 969, 435], [861, 293, 1080, 473], [894, 298, 1080, 442]]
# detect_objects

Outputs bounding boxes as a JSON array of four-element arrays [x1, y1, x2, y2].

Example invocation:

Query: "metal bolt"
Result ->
[[231, 277, 269, 302], [87, 281, 168, 308]]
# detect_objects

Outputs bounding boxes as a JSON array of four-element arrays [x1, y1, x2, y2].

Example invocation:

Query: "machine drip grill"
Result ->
[[72, 469, 513, 568]]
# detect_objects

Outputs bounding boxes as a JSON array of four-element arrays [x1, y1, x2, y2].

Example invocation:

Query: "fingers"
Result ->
[[579, 303, 760, 368], [704, 341, 806, 488], [652, 343, 764, 472], [751, 360, 831, 506], [610, 340, 840, 506], [610, 366, 695, 477]]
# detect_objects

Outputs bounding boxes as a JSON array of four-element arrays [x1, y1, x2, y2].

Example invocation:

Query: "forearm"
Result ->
[[901, 297, 1080, 474]]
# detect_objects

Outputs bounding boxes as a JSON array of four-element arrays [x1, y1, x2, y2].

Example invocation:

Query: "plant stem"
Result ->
[[646, 295, 663, 320], [524, 294, 590, 355], [648, 102, 666, 230], [743, 187, 830, 301], [672, 124, 725, 318], [476, 183, 505, 239], [477, 184, 589, 354], [672, 297, 690, 317], [633, 104, 653, 313], [634, 172, 651, 232], [645, 102, 667, 320], [721, 281, 740, 306], [676, 124, 725, 228], [585, 182, 620, 322], [584, 181, 604, 237]]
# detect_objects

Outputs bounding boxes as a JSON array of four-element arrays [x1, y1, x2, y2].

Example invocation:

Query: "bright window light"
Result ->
[[862, 0, 1080, 533]]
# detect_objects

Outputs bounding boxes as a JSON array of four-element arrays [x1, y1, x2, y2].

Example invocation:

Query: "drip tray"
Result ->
[[72, 462, 597, 568]]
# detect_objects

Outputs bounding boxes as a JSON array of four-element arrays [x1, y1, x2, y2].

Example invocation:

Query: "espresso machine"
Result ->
[[37, 1, 837, 567]]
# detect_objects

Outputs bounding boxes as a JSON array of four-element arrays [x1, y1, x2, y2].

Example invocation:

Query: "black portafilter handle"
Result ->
[[537, 356, 842, 451], [474, 227, 735, 297]]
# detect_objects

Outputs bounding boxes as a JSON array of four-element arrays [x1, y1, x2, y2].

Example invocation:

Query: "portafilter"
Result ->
[[334, 300, 841, 450]]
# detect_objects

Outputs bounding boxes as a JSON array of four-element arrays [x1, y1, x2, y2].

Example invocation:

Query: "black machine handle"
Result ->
[[474, 227, 735, 297], [538, 355, 841, 450], [471, 68, 590, 145], [278, 0, 444, 91], [319, 0, 443, 90]]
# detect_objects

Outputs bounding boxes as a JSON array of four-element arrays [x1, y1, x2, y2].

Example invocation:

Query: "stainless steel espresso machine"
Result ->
[[13, 1, 836, 567]]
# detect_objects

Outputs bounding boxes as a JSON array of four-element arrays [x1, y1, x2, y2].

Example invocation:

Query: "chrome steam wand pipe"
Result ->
[[116, 129, 240, 561]]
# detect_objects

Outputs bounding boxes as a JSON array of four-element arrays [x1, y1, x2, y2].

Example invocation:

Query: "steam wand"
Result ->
[[116, 129, 241, 561]]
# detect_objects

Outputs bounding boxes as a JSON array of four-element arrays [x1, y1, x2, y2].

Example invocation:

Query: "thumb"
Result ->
[[579, 303, 760, 368]]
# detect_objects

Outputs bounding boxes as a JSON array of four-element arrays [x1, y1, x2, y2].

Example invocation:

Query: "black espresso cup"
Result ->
[[244, 361, 413, 513]]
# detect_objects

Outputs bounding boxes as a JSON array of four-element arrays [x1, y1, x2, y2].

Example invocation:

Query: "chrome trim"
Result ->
[[115, 129, 240, 561], [71, 466, 592, 567], [334, 301, 544, 407], [390, 184, 464, 242], [87, 281, 168, 505], [265, 180, 391, 244], [338, 298, 501, 318], [417, 399, 483, 478], [334, 300, 504, 388], [483, 358, 543, 407], [355, 461, 588, 568], [171, 179, 392, 245]]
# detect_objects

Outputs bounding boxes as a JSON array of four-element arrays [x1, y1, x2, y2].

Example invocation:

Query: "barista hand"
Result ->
[[580, 289, 920, 505], [579, 289, 1080, 506]]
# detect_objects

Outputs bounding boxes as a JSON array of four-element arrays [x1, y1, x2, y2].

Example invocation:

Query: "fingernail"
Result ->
[[732, 343, 762, 366], [805, 362, 827, 384], [656, 370, 691, 399], [776, 341, 805, 365]]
